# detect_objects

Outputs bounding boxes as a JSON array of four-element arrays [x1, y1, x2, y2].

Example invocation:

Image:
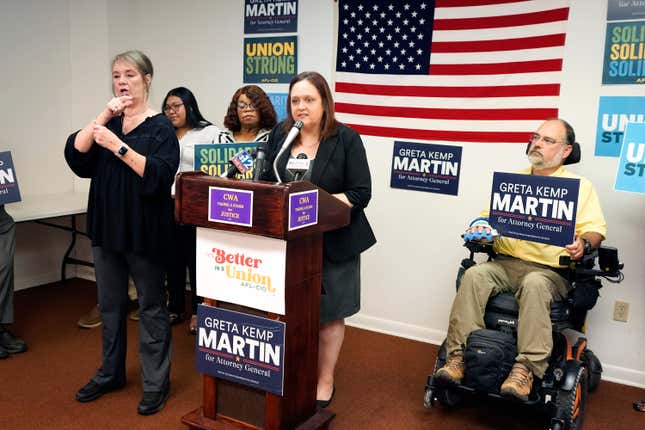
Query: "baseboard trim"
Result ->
[[76, 266, 96, 282], [15, 272, 61, 291], [601, 364, 645, 389], [346, 313, 447, 346], [346, 313, 645, 389]]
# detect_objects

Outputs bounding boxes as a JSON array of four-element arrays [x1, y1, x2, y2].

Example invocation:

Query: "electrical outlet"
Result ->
[[613, 301, 629, 322]]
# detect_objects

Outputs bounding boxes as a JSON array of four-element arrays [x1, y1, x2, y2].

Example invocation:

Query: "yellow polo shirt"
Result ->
[[480, 166, 607, 268]]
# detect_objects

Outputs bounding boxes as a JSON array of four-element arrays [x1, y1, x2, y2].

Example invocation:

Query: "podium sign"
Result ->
[[288, 189, 318, 231], [208, 187, 254, 227], [196, 305, 286, 396], [196, 228, 287, 315]]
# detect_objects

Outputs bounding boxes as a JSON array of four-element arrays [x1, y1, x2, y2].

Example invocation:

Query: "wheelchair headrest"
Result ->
[[525, 141, 581, 165]]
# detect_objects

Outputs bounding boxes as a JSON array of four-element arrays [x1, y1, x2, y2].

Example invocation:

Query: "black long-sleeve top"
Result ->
[[64, 114, 179, 264]]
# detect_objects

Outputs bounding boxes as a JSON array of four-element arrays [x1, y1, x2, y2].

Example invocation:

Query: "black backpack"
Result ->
[[463, 328, 517, 393]]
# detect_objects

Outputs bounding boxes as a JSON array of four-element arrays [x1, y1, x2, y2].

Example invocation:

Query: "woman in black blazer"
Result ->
[[262, 71, 376, 408]]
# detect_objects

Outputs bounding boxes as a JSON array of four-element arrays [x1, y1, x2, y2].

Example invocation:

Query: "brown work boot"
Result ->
[[434, 352, 464, 385], [500, 362, 534, 401], [78, 305, 101, 329]]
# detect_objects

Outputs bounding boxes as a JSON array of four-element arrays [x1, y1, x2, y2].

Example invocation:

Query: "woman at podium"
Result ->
[[262, 71, 376, 408], [64, 50, 178, 415]]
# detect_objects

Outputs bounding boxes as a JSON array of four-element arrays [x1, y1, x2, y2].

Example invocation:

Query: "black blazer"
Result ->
[[262, 122, 376, 262]]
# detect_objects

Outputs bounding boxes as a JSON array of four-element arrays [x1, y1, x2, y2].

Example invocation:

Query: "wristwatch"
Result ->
[[582, 238, 592, 255], [117, 145, 129, 157]]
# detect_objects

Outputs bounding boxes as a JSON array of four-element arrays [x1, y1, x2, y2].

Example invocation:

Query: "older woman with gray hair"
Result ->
[[64, 50, 178, 415]]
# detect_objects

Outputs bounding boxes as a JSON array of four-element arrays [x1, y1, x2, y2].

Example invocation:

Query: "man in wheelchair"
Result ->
[[433, 119, 606, 402]]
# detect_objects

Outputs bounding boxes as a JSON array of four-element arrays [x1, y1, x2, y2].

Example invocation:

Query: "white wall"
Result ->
[[1, 0, 643, 387]]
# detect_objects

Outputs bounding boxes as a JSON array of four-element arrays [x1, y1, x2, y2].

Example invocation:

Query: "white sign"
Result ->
[[196, 228, 287, 314]]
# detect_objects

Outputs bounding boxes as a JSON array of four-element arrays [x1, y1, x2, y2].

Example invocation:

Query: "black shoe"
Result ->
[[0, 345, 8, 359], [168, 312, 184, 326], [316, 386, 335, 409], [0, 327, 27, 354], [635, 400, 645, 412], [76, 380, 124, 403], [137, 388, 169, 415]]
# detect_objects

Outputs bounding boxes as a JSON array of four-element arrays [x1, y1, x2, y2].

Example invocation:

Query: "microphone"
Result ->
[[220, 149, 254, 179], [252, 141, 268, 181], [286, 153, 309, 181], [273, 120, 304, 183], [279, 120, 304, 151]]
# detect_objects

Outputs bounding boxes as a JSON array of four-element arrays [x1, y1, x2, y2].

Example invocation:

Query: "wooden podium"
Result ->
[[175, 172, 350, 430]]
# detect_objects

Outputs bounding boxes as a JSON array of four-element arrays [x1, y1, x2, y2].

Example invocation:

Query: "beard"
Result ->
[[528, 150, 544, 166], [528, 146, 566, 170]]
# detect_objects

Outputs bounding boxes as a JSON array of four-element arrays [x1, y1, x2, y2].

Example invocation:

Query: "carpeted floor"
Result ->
[[2, 278, 644, 429]]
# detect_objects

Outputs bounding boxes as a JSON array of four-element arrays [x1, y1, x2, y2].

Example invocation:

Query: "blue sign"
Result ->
[[244, 36, 297, 84], [390, 141, 462, 196], [196, 305, 285, 396], [602, 21, 645, 85], [615, 122, 645, 194], [244, 0, 298, 34], [607, 0, 645, 21], [268, 93, 288, 122], [596, 96, 645, 157], [0, 151, 21, 205], [488, 172, 580, 247]]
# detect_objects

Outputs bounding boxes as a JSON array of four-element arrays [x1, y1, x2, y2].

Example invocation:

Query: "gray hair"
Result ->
[[112, 50, 154, 92]]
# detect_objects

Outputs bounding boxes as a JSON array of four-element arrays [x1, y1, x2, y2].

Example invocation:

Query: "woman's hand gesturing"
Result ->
[[92, 123, 121, 154], [106, 96, 133, 117]]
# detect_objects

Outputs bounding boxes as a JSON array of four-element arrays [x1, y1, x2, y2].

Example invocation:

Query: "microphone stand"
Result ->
[[273, 121, 303, 184], [273, 144, 289, 184]]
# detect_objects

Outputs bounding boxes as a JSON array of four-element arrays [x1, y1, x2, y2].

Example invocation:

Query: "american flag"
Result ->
[[334, 0, 570, 143]]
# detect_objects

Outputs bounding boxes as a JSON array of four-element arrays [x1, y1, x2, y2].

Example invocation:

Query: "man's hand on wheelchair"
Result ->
[[462, 218, 499, 243], [564, 234, 586, 261]]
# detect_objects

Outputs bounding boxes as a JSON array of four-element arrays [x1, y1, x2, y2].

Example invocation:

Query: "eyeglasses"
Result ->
[[237, 101, 257, 111], [163, 103, 184, 113], [529, 133, 565, 145]]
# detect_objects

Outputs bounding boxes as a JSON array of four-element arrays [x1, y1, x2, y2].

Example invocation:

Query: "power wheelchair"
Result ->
[[423, 241, 624, 430]]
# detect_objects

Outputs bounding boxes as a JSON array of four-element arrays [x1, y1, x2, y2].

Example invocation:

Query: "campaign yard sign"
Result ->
[[390, 141, 462, 196], [615, 122, 645, 194], [196, 305, 285, 396], [602, 21, 645, 85], [268, 93, 288, 122], [244, 36, 297, 84], [194, 143, 257, 179], [488, 172, 580, 247], [595, 96, 645, 157], [244, 0, 298, 34], [607, 0, 645, 21], [0, 151, 21, 205]]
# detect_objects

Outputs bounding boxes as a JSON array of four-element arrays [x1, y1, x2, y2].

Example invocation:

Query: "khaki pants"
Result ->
[[445, 256, 570, 377]]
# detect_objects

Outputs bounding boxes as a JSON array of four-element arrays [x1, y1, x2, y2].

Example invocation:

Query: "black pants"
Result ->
[[92, 246, 171, 391], [0, 224, 15, 324], [167, 224, 200, 316]]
